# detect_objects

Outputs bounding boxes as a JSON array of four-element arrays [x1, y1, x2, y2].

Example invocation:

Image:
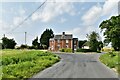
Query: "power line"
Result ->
[[8, 0, 47, 33]]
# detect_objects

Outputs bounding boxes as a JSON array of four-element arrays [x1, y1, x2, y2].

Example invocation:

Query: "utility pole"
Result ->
[[3, 34, 5, 38], [25, 32, 27, 45]]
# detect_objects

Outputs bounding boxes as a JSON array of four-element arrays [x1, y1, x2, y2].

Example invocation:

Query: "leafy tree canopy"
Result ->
[[99, 15, 120, 51], [32, 36, 39, 48], [40, 29, 54, 49], [78, 40, 87, 48], [87, 31, 103, 52], [2, 37, 17, 49]]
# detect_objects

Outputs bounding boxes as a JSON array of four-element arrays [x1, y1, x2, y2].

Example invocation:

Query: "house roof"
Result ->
[[54, 34, 73, 39], [50, 32, 73, 40]]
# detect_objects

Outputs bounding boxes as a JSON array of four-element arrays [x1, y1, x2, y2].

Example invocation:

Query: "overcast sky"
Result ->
[[0, 0, 119, 46]]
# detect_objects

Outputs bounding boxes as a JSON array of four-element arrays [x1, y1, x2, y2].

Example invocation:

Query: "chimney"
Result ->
[[62, 32, 65, 35]]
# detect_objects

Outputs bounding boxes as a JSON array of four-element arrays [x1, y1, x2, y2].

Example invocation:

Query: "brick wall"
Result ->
[[49, 39, 78, 51]]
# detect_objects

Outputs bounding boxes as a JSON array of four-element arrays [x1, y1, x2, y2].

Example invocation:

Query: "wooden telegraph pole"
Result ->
[[25, 32, 27, 45]]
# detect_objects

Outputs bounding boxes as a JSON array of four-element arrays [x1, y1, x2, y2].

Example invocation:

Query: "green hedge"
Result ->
[[76, 48, 92, 52], [59, 48, 72, 52]]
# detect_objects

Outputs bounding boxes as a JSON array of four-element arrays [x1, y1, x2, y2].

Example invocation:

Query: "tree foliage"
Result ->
[[78, 40, 87, 48], [40, 29, 54, 49], [99, 15, 120, 51], [2, 37, 17, 49], [32, 36, 39, 49], [87, 31, 103, 52]]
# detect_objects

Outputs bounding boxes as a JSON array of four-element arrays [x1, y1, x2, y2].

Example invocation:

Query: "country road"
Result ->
[[31, 53, 118, 78]]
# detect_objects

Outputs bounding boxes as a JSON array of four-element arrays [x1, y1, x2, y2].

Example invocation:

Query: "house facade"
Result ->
[[49, 32, 78, 51]]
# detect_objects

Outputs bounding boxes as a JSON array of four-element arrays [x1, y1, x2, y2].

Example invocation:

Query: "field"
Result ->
[[99, 51, 120, 74], [1, 49, 60, 79]]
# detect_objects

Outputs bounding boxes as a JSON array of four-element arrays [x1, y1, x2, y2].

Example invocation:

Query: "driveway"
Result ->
[[31, 53, 118, 78]]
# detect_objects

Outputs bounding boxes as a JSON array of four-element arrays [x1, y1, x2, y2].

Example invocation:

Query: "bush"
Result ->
[[59, 48, 72, 52], [76, 48, 92, 52], [101, 47, 114, 52], [28, 46, 35, 49], [64, 48, 72, 52], [17, 44, 28, 49], [60, 48, 65, 52]]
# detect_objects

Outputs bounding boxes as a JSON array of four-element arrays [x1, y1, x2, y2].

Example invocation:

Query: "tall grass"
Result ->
[[99, 51, 120, 74], [1, 50, 60, 79]]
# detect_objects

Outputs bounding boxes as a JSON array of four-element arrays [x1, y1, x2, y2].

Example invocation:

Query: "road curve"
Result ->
[[31, 53, 118, 78]]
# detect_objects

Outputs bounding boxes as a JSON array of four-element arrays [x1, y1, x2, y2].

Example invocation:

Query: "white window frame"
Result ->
[[57, 39, 60, 43], [57, 44, 60, 48], [66, 40, 69, 43], [52, 40, 54, 43]]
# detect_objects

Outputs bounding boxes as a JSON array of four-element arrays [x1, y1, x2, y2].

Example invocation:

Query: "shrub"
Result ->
[[28, 46, 35, 49], [59, 48, 65, 52], [64, 48, 72, 52], [101, 47, 114, 52], [59, 48, 72, 52], [76, 48, 92, 52]]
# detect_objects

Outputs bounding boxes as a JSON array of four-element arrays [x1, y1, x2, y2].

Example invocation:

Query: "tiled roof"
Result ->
[[54, 34, 73, 39]]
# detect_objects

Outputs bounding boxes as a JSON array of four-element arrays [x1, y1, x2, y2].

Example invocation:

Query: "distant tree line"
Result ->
[[1, 37, 16, 49], [1, 28, 54, 49]]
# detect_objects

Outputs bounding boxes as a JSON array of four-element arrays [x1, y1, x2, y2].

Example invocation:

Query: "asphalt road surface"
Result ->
[[32, 53, 118, 78]]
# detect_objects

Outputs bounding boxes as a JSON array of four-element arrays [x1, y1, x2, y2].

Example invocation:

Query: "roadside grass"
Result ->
[[1, 49, 60, 79], [99, 51, 120, 74]]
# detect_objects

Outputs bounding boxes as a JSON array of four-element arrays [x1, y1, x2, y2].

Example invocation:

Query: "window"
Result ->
[[57, 39, 60, 43], [74, 45, 76, 49], [74, 41, 76, 44], [57, 44, 60, 49], [66, 45, 68, 48], [52, 45, 53, 48], [66, 40, 69, 43], [52, 40, 54, 43]]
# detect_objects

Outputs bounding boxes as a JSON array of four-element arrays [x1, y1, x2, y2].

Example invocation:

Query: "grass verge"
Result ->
[[99, 51, 120, 75], [1, 49, 60, 80]]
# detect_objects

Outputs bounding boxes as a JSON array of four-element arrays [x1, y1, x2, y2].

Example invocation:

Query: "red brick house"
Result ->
[[49, 32, 78, 51]]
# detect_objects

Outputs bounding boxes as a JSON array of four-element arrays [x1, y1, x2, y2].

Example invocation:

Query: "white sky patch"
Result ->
[[82, 0, 119, 26], [65, 27, 86, 40], [102, 0, 118, 16], [13, 16, 24, 26], [19, 7, 26, 15], [59, 17, 67, 23], [0, 20, 12, 31], [31, 2, 76, 22], [82, 5, 102, 25]]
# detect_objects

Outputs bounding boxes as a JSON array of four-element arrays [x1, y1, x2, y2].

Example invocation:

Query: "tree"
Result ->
[[2, 37, 17, 49], [32, 36, 39, 49], [78, 40, 87, 48], [0, 43, 2, 49], [99, 15, 120, 51], [98, 41, 103, 51], [87, 31, 100, 52], [40, 29, 54, 49]]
